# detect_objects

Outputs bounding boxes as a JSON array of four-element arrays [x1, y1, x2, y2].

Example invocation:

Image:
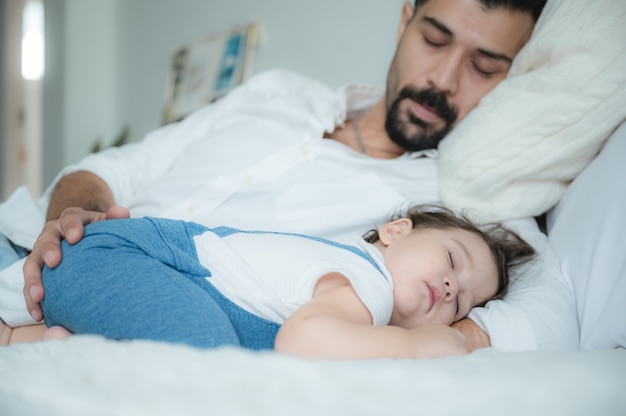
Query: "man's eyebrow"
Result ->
[[477, 48, 513, 64], [422, 16, 453, 37], [422, 16, 514, 64]]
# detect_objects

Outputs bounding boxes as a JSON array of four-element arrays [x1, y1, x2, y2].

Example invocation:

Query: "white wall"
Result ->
[[44, 0, 407, 188], [64, 0, 117, 160], [0, 0, 24, 199]]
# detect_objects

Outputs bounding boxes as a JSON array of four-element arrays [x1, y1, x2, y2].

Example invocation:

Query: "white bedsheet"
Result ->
[[1, 336, 624, 415]]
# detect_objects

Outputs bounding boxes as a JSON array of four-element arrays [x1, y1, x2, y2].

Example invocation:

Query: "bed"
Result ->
[[1, 0, 625, 414], [1, 338, 624, 415], [1, 120, 625, 416]]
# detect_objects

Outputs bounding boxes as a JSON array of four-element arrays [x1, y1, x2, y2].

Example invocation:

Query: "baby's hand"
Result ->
[[409, 325, 468, 358]]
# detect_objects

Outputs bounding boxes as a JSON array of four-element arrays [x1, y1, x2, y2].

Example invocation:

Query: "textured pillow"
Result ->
[[438, 0, 626, 223], [546, 121, 626, 350]]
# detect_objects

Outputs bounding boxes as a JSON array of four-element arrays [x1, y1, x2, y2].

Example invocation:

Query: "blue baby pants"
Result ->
[[41, 217, 280, 350]]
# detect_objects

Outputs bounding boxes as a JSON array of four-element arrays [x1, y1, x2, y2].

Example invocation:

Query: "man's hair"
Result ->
[[413, 0, 547, 22], [363, 204, 536, 303]]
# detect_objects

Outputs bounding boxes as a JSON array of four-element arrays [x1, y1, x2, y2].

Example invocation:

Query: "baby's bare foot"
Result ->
[[42, 325, 72, 341], [1, 322, 48, 344]]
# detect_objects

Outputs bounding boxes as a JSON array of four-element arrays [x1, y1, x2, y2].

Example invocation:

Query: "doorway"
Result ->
[[1, 0, 44, 200]]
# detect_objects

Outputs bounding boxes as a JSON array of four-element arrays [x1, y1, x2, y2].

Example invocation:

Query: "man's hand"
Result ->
[[451, 318, 491, 351], [23, 206, 130, 322]]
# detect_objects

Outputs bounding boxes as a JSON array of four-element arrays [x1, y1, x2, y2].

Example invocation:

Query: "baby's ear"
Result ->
[[377, 218, 413, 246]]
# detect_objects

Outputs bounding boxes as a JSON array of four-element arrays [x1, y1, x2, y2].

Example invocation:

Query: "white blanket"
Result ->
[[1, 336, 624, 416], [438, 0, 626, 223]]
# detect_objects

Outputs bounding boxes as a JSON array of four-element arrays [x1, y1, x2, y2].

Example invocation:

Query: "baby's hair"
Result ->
[[362, 204, 536, 302]]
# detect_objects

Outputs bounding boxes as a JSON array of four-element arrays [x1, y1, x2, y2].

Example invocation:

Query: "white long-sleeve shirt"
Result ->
[[50, 69, 439, 240]]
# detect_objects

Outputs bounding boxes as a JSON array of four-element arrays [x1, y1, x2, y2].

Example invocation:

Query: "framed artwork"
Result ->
[[162, 22, 260, 124]]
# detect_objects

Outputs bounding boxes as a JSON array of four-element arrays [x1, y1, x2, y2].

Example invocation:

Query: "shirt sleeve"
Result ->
[[43, 101, 225, 207], [43, 68, 289, 207]]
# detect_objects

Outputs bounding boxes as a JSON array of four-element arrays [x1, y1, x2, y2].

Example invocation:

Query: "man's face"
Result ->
[[385, 0, 535, 151]]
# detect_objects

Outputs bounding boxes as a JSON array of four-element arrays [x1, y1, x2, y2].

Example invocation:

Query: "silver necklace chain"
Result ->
[[352, 116, 367, 155]]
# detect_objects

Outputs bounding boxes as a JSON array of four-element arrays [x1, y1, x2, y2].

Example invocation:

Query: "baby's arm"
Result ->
[[274, 273, 468, 359]]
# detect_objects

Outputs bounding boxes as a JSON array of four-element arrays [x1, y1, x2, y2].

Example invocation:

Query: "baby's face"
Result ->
[[377, 222, 498, 328]]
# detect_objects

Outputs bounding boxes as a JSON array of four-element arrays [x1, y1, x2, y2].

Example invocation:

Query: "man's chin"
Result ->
[[395, 128, 449, 151], [386, 110, 452, 151]]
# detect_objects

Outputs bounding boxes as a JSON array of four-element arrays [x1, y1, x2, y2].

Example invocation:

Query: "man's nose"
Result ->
[[427, 50, 462, 96]]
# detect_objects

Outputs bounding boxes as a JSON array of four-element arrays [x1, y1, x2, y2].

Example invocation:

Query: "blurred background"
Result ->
[[0, 0, 406, 199]]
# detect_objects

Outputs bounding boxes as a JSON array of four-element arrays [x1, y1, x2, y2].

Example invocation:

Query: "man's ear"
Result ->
[[397, 1, 415, 44], [378, 218, 413, 246]]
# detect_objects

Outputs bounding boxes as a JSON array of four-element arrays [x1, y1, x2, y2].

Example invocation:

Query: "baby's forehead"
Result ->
[[414, 225, 481, 240]]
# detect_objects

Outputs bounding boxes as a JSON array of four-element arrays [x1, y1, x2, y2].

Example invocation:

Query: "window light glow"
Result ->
[[21, 0, 45, 80]]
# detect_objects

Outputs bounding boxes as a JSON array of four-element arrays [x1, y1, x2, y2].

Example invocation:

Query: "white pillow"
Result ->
[[438, 0, 626, 224], [547, 121, 626, 350], [471, 122, 626, 351], [468, 216, 579, 351]]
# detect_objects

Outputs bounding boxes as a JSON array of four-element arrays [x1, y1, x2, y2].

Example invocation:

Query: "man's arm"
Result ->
[[45, 170, 115, 221], [451, 317, 491, 351], [23, 171, 128, 322]]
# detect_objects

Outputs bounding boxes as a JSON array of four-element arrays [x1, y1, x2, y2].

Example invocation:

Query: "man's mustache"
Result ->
[[397, 87, 457, 126]]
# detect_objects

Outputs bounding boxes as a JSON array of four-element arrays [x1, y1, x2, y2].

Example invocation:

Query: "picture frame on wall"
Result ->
[[162, 21, 260, 124]]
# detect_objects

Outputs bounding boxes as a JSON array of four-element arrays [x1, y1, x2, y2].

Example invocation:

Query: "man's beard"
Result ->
[[385, 86, 458, 151]]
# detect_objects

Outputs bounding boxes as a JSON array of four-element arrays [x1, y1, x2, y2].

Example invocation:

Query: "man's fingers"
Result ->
[[22, 217, 66, 321], [21, 207, 114, 323], [106, 205, 130, 220], [57, 207, 96, 244], [23, 253, 45, 322], [31, 221, 65, 268]]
